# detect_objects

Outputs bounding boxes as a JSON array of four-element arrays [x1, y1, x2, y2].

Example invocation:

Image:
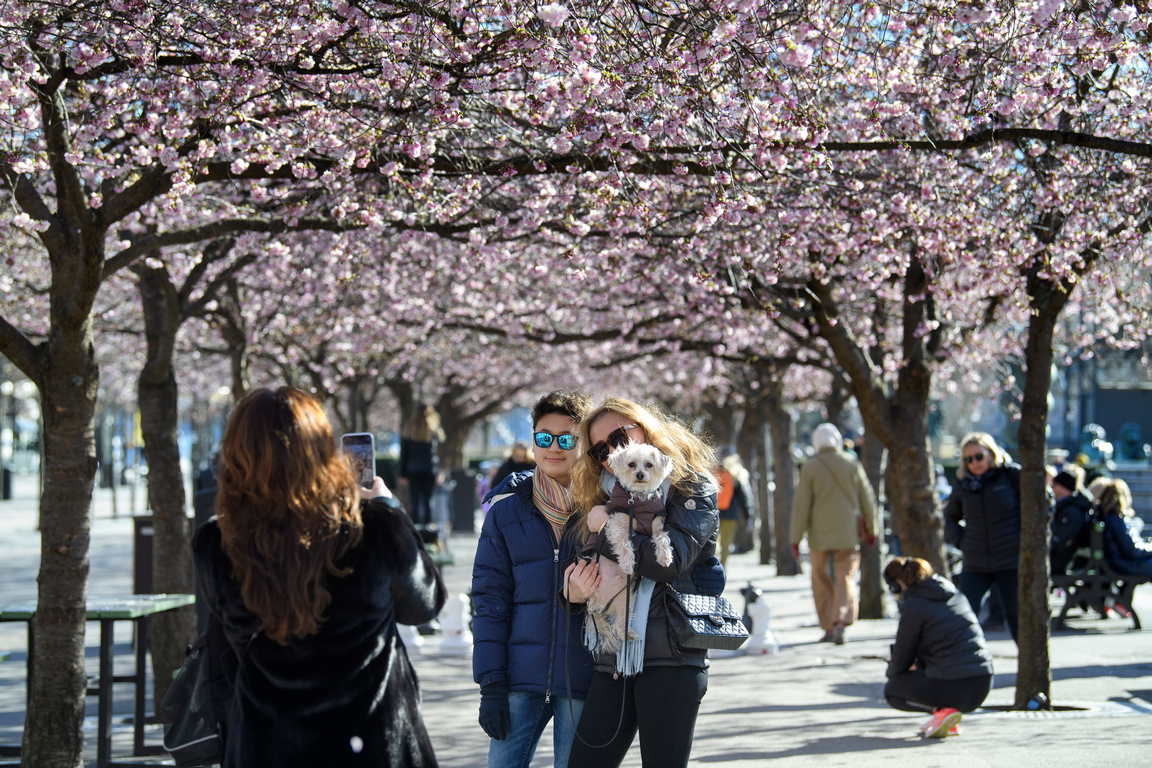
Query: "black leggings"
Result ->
[[885, 670, 992, 714], [568, 666, 707, 768], [958, 569, 1018, 641], [406, 472, 436, 526]]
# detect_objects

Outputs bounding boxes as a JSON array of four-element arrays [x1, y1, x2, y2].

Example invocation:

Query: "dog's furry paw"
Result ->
[[651, 519, 673, 567], [618, 540, 636, 574]]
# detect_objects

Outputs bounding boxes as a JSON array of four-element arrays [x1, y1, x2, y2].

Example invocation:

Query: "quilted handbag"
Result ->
[[666, 588, 750, 651]]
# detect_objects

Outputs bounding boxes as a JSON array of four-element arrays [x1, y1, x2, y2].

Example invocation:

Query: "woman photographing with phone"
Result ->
[[193, 387, 446, 767], [562, 397, 719, 768]]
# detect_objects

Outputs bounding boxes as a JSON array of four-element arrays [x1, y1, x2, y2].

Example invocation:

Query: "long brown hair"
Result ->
[[215, 387, 363, 643], [402, 402, 445, 443], [570, 397, 715, 541]]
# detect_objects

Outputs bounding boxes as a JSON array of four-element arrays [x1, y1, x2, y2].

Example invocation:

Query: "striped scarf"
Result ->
[[532, 470, 576, 540]]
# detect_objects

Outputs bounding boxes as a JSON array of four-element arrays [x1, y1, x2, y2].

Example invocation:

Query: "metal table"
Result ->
[[0, 593, 195, 768]]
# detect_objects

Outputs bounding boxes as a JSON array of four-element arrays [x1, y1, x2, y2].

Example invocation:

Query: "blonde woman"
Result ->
[[1097, 479, 1152, 577], [562, 397, 718, 768], [943, 432, 1021, 642]]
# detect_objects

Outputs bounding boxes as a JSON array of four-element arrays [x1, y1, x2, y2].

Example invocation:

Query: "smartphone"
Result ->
[[340, 432, 376, 488]]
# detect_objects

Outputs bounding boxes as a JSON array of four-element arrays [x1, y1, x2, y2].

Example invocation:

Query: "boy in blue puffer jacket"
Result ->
[[471, 390, 594, 768]]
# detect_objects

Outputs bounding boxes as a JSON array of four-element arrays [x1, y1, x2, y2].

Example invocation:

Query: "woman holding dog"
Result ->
[[563, 397, 719, 768]]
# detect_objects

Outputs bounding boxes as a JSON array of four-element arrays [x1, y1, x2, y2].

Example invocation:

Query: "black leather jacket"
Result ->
[[590, 473, 719, 672]]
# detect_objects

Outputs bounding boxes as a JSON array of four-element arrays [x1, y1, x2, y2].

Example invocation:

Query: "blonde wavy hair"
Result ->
[[569, 397, 716, 542], [1096, 478, 1134, 518], [955, 431, 1011, 480]]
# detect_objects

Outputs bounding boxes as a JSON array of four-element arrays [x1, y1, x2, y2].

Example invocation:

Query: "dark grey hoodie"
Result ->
[[887, 575, 994, 681]]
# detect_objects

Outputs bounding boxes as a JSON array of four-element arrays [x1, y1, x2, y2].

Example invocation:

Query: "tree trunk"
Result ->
[[736, 404, 764, 561], [23, 344, 99, 768], [858, 435, 887, 618], [216, 278, 251, 399], [762, 375, 798, 573], [136, 263, 197, 711], [1012, 262, 1083, 710], [807, 263, 947, 575], [879, 416, 944, 573]]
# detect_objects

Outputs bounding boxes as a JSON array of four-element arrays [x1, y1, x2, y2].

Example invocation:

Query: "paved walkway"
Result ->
[[2, 472, 1151, 766]]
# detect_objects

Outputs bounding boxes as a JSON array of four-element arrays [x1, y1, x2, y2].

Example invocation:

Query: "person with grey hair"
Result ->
[[790, 423, 878, 644]]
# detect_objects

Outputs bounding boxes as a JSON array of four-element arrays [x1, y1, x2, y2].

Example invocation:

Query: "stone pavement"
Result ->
[[2, 472, 1152, 767]]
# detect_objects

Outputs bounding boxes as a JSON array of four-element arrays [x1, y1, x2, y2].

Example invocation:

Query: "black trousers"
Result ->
[[568, 666, 707, 768], [958, 569, 1018, 641], [885, 670, 992, 714], [406, 472, 436, 526]]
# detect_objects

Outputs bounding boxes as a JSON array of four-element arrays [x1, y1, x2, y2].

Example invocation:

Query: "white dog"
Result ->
[[584, 442, 675, 655], [602, 441, 675, 574]]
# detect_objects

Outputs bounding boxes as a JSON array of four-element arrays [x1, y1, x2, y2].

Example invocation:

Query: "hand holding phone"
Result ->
[[341, 432, 376, 488]]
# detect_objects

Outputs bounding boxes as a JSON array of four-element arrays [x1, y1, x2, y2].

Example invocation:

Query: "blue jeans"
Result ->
[[487, 691, 584, 768]]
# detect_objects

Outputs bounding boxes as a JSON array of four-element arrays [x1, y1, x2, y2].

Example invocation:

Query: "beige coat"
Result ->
[[790, 447, 878, 551]]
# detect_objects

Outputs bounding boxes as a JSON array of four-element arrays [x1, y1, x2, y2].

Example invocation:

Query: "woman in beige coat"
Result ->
[[790, 423, 878, 644]]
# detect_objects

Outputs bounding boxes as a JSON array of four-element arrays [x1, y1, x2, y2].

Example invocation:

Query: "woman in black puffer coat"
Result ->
[[943, 432, 1022, 642], [884, 557, 994, 739]]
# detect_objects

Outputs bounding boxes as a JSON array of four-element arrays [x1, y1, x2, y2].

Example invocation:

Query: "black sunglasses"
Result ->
[[586, 424, 638, 463], [963, 452, 986, 465], [534, 432, 577, 451]]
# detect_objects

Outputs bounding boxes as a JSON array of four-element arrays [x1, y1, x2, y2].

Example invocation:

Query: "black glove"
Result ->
[[691, 555, 726, 595], [478, 681, 510, 740]]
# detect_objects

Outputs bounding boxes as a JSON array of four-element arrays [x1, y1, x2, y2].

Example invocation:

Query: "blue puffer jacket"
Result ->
[[1101, 514, 1152, 577], [471, 472, 594, 700]]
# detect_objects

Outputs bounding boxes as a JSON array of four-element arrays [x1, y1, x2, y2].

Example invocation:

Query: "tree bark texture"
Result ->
[[807, 262, 948, 574], [136, 263, 197, 712], [736, 404, 768, 563], [858, 436, 887, 619], [762, 375, 798, 574], [24, 366, 98, 768], [1011, 266, 1079, 710]]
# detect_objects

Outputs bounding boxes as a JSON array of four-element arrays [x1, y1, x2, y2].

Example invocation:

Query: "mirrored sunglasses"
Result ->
[[586, 424, 638, 463], [534, 432, 577, 451]]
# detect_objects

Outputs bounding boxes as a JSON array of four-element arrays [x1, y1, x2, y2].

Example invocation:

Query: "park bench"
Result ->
[[1051, 516, 1151, 630]]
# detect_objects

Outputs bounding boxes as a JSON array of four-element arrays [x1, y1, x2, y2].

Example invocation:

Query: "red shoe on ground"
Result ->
[[918, 708, 962, 739]]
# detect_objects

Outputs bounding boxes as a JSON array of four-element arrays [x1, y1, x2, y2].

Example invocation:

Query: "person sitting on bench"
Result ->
[[1050, 468, 1093, 575], [1097, 479, 1152, 577]]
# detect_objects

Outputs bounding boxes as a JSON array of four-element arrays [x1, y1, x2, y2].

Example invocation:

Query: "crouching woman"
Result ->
[[883, 556, 994, 739]]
